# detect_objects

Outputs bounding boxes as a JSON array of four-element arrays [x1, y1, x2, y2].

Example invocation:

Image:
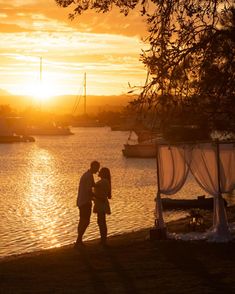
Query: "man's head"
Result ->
[[90, 160, 100, 174]]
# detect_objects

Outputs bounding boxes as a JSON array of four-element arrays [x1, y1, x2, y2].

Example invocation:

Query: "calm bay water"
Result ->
[[0, 127, 206, 258]]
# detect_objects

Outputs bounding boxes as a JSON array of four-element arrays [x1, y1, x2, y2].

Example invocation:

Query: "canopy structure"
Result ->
[[155, 141, 235, 242]]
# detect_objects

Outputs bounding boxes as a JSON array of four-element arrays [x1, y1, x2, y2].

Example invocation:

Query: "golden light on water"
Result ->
[[27, 148, 61, 248]]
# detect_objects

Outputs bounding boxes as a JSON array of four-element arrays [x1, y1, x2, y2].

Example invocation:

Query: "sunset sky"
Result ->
[[0, 0, 148, 103]]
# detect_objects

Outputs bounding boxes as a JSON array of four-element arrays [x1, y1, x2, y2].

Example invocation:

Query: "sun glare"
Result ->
[[26, 81, 55, 103], [34, 83, 53, 102]]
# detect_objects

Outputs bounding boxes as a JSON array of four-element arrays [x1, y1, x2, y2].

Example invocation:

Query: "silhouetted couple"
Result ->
[[75, 161, 112, 248]]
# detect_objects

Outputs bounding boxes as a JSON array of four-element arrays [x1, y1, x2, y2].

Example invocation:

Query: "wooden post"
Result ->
[[215, 141, 229, 237], [156, 143, 161, 197], [216, 141, 221, 195], [149, 143, 167, 240]]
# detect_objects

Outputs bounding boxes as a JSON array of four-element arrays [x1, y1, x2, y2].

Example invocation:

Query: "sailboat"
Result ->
[[122, 132, 167, 158], [26, 57, 73, 136], [122, 142, 157, 158], [121, 117, 164, 158], [71, 73, 105, 127], [27, 122, 73, 136]]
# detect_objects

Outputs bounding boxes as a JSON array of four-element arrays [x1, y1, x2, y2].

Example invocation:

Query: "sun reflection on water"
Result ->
[[26, 148, 61, 248], [0, 128, 211, 258]]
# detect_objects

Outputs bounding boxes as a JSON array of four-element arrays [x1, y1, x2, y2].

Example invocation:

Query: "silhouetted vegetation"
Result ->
[[55, 0, 235, 140], [0, 105, 16, 117], [0, 104, 132, 130]]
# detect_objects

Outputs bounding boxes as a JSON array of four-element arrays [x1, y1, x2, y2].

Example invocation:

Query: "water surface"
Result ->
[[0, 127, 207, 258]]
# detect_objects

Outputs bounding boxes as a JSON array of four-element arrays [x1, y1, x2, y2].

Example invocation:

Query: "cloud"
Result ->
[[0, 0, 148, 36], [0, 30, 145, 56], [0, 30, 146, 96], [0, 12, 7, 18], [0, 23, 33, 32], [0, 1, 148, 96], [0, 0, 38, 7]]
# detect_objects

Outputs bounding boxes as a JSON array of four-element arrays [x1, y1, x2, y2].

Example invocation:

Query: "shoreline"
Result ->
[[1, 207, 235, 293], [1, 205, 235, 263], [0, 215, 201, 263]]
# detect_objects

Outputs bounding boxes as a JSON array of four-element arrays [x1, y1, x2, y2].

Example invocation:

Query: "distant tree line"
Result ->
[[0, 104, 130, 128], [0, 105, 16, 117], [55, 0, 235, 140]]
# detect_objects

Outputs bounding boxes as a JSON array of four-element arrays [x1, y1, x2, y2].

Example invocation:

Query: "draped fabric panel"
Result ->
[[188, 143, 235, 196], [186, 143, 219, 196], [155, 142, 235, 241], [155, 145, 189, 228], [158, 145, 190, 194], [219, 143, 235, 193], [187, 143, 231, 241]]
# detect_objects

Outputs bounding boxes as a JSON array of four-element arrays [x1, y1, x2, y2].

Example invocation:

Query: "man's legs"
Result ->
[[76, 202, 92, 244]]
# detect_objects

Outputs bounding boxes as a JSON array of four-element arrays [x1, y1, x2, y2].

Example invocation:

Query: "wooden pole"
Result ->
[[215, 141, 229, 237], [216, 141, 221, 195], [149, 142, 166, 240], [156, 143, 161, 195], [155, 143, 165, 229]]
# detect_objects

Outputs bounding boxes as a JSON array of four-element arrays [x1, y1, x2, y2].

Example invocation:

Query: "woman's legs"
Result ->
[[97, 213, 107, 243]]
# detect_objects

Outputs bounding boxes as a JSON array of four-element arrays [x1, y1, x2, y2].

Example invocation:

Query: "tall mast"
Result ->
[[40, 56, 42, 84], [84, 72, 87, 116], [39, 56, 42, 110]]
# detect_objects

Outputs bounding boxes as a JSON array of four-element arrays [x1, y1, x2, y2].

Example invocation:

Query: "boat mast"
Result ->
[[84, 72, 87, 116], [40, 56, 42, 84], [39, 56, 42, 110]]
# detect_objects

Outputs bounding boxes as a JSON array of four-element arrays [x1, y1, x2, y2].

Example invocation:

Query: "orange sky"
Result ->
[[0, 0, 148, 103]]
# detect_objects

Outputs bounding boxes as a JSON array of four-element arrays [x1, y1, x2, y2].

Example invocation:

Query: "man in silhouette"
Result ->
[[75, 160, 100, 247]]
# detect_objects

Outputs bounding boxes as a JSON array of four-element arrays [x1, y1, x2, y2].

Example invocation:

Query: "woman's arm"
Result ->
[[94, 179, 111, 200]]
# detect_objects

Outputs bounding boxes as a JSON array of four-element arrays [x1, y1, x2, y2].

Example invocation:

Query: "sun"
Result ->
[[34, 83, 53, 102], [27, 81, 54, 103]]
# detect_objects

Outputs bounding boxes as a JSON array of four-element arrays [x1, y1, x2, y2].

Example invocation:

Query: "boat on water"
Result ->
[[0, 135, 35, 143], [72, 117, 105, 128], [122, 125, 164, 158], [161, 195, 227, 210], [122, 142, 156, 158], [0, 117, 35, 143], [26, 124, 73, 136]]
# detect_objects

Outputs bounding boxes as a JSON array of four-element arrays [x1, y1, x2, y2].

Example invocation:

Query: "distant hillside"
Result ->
[[0, 92, 136, 114], [0, 89, 11, 96], [0, 94, 32, 111], [54, 94, 134, 114]]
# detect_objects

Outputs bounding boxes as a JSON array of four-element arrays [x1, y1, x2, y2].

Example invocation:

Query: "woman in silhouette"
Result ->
[[93, 167, 112, 245]]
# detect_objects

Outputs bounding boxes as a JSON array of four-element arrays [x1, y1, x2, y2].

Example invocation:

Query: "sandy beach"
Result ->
[[1, 208, 235, 294]]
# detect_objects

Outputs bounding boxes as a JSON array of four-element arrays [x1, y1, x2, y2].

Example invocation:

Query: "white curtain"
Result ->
[[187, 143, 219, 195], [185, 143, 235, 241], [219, 143, 235, 192], [155, 142, 235, 242], [155, 145, 190, 228], [158, 145, 190, 194]]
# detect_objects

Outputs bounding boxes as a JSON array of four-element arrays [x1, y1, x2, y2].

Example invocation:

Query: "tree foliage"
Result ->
[[0, 105, 15, 117], [55, 0, 141, 18], [55, 0, 235, 139], [138, 1, 235, 139]]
